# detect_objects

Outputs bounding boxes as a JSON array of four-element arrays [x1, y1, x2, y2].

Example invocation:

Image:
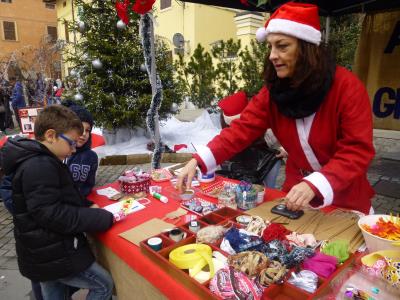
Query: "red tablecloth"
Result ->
[[89, 177, 285, 299]]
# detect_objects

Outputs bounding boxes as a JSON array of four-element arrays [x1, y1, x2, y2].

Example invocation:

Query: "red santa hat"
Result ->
[[218, 91, 248, 125], [256, 2, 321, 45]]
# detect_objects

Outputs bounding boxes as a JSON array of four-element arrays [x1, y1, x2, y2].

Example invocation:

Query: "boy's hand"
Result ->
[[90, 204, 99, 208]]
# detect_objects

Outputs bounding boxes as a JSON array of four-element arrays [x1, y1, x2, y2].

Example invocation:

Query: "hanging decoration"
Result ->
[[77, 21, 86, 33], [92, 58, 103, 69], [70, 69, 78, 77], [140, 13, 163, 169], [74, 93, 83, 101], [140, 63, 147, 72], [171, 103, 179, 112], [132, 0, 156, 15], [117, 19, 127, 30], [115, 0, 131, 25], [114, 1, 161, 167]]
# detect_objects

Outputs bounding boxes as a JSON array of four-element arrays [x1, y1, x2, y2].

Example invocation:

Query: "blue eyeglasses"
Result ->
[[59, 134, 77, 149]]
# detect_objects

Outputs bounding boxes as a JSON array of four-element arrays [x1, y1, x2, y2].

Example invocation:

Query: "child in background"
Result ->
[[0, 105, 114, 300], [63, 100, 98, 199]]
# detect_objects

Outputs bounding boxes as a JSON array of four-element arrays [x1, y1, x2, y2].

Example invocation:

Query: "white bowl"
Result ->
[[179, 189, 195, 201], [358, 214, 400, 253]]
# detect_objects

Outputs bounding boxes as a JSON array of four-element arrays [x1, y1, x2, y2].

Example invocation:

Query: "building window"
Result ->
[[160, 0, 171, 10], [64, 21, 69, 42], [63, 1, 67, 7], [47, 26, 58, 42], [1, 0, 13, 4], [45, 3, 55, 9], [3, 21, 16, 41]]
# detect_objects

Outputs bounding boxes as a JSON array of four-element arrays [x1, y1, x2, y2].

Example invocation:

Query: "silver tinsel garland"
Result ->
[[140, 13, 163, 169]]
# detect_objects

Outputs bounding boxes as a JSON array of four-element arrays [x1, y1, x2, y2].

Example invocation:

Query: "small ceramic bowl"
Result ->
[[147, 237, 162, 251], [179, 189, 195, 201]]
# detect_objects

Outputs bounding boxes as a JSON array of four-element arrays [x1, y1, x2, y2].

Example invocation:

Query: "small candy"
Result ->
[[371, 287, 380, 294], [344, 290, 353, 298]]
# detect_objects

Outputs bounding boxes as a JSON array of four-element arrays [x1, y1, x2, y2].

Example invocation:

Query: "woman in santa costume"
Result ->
[[177, 2, 375, 215]]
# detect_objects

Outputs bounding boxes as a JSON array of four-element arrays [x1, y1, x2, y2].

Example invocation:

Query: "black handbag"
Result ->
[[256, 148, 280, 180], [216, 147, 280, 184]]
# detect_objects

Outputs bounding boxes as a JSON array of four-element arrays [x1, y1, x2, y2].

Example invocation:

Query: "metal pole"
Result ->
[[325, 16, 331, 44]]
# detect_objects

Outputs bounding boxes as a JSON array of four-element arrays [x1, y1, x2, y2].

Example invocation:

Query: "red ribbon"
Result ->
[[115, 0, 131, 25], [132, 0, 156, 15]]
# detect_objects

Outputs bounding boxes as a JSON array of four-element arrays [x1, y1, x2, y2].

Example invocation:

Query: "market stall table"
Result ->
[[89, 176, 285, 299]]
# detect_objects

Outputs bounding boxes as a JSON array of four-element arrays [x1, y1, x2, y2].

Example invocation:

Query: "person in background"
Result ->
[[54, 83, 65, 104], [0, 83, 8, 133], [10, 77, 26, 129], [35, 73, 46, 105], [216, 91, 286, 188], [177, 2, 375, 214], [0, 105, 114, 300], [63, 100, 98, 198]]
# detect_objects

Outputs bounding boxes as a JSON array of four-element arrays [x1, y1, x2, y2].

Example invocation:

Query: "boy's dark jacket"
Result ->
[[0, 137, 113, 282], [66, 135, 98, 198]]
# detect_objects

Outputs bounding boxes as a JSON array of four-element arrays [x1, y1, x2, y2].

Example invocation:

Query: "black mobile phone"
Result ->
[[271, 204, 304, 219]]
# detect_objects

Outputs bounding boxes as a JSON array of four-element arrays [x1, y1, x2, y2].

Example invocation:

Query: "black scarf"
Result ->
[[269, 65, 336, 119]]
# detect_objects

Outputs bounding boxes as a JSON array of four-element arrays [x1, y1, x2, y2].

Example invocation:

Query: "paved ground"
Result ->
[[0, 121, 399, 298]]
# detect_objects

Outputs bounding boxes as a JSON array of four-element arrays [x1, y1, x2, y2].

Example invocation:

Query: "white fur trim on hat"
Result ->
[[223, 113, 241, 125], [266, 18, 321, 45]]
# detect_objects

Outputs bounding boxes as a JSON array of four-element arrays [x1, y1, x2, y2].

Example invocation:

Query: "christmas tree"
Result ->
[[64, 0, 183, 130]]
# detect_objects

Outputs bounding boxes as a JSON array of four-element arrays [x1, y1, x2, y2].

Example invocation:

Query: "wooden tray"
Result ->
[[140, 207, 356, 300]]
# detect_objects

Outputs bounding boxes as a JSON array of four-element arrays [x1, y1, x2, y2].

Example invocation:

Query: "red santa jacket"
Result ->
[[195, 66, 375, 214]]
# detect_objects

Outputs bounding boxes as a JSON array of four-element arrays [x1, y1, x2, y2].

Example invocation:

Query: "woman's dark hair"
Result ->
[[264, 39, 335, 91]]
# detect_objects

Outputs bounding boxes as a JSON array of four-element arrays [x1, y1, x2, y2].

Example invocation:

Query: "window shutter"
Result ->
[[160, 0, 171, 10], [47, 26, 58, 42], [64, 21, 69, 42], [3, 21, 16, 41]]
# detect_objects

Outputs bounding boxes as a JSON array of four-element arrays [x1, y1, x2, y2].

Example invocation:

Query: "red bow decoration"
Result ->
[[115, 0, 131, 25], [132, 0, 156, 15]]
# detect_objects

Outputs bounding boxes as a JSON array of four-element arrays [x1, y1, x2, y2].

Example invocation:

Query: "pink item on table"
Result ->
[[113, 210, 127, 222], [303, 252, 338, 278]]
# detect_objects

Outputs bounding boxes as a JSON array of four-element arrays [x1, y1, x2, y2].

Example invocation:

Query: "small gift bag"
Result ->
[[118, 169, 151, 194]]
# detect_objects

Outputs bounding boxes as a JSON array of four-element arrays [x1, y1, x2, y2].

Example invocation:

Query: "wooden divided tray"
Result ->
[[140, 207, 355, 299]]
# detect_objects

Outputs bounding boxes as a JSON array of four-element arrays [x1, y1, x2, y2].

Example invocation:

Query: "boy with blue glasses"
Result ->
[[0, 105, 114, 300]]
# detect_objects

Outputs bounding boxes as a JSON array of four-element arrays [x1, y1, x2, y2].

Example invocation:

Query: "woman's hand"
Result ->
[[285, 182, 315, 211], [276, 146, 288, 158], [176, 158, 198, 193]]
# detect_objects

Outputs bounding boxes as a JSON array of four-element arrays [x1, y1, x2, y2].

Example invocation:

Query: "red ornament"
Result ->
[[132, 0, 156, 15], [240, 0, 250, 6], [116, 0, 131, 25]]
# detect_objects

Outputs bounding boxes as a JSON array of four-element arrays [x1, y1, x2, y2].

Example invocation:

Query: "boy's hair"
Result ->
[[34, 105, 83, 141]]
